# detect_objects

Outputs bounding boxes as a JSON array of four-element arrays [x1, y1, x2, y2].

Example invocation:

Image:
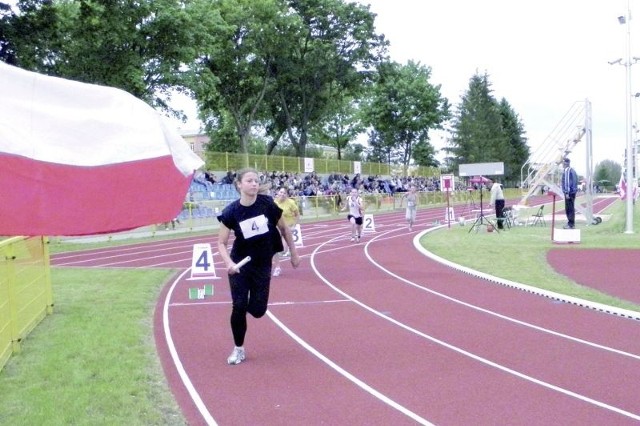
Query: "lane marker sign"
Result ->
[[292, 224, 304, 247], [188, 243, 219, 280], [362, 214, 376, 233]]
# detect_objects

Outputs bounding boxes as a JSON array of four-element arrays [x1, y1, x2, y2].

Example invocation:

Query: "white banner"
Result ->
[[304, 157, 315, 173], [353, 161, 361, 174]]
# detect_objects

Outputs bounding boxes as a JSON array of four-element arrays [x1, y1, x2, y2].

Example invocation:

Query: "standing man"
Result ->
[[489, 180, 505, 229], [561, 158, 578, 229]]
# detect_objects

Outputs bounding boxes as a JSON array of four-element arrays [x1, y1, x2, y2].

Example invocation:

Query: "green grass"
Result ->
[[0, 268, 186, 425], [421, 199, 640, 312]]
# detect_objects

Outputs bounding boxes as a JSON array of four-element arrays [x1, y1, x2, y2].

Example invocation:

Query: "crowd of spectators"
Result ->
[[194, 170, 444, 198]]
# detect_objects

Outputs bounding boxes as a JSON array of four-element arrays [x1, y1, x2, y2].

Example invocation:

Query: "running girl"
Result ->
[[401, 184, 418, 231], [272, 187, 300, 277], [217, 168, 300, 365], [341, 188, 364, 242]]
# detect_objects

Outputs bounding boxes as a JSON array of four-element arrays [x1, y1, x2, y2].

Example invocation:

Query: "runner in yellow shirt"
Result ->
[[273, 187, 300, 276]]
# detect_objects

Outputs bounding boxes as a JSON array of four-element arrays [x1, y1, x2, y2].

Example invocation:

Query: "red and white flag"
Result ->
[[0, 62, 204, 236], [619, 172, 638, 201], [619, 174, 627, 200]]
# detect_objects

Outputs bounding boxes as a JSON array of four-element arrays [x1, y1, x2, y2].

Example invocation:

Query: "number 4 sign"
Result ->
[[188, 243, 220, 280], [292, 224, 304, 247], [362, 214, 376, 233]]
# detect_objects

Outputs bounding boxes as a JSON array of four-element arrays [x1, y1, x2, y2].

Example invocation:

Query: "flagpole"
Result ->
[[622, 0, 635, 233]]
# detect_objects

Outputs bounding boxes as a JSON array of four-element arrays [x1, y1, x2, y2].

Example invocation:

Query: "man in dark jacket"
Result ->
[[561, 158, 578, 229]]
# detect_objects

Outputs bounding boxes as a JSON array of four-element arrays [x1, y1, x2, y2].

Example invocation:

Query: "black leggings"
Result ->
[[228, 265, 271, 346]]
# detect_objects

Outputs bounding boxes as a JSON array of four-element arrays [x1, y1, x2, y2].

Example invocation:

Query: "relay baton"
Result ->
[[233, 256, 251, 272]]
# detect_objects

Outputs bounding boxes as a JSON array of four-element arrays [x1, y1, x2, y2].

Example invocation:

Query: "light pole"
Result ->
[[613, 2, 636, 234]]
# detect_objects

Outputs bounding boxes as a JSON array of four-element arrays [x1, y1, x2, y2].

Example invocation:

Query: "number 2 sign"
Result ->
[[362, 214, 376, 233]]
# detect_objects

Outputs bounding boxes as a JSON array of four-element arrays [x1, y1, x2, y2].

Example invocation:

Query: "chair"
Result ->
[[527, 205, 546, 227], [502, 207, 514, 229]]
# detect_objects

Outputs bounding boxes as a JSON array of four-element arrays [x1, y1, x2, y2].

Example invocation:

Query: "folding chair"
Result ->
[[527, 205, 546, 226], [502, 208, 514, 229]]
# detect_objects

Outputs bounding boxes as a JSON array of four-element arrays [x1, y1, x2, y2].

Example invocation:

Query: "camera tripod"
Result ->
[[468, 183, 499, 233]]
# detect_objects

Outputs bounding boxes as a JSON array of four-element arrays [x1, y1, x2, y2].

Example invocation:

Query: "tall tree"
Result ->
[[361, 60, 449, 168], [498, 98, 529, 183], [265, 0, 387, 157], [444, 72, 509, 173], [196, 0, 287, 154], [309, 97, 364, 160]]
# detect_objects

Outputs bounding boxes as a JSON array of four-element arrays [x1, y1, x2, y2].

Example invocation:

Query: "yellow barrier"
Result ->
[[204, 151, 441, 178], [0, 236, 53, 372]]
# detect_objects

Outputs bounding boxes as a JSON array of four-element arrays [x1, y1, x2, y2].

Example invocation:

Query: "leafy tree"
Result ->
[[1, 0, 222, 114], [594, 159, 622, 188], [342, 142, 365, 161], [196, 0, 287, 154], [412, 140, 439, 168], [265, 0, 387, 157], [309, 98, 364, 160], [361, 60, 449, 168]]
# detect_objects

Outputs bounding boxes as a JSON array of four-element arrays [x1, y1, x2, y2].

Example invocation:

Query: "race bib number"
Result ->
[[239, 214, 269, 239]]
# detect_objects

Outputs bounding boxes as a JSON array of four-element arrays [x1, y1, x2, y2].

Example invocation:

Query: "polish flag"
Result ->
[[619, 174, 627, 200], [0, 62, 204, 236]]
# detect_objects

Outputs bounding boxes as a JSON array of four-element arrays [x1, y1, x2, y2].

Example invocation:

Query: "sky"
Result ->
[[170, 0, 639, 175], [352, 0, 639, 175]]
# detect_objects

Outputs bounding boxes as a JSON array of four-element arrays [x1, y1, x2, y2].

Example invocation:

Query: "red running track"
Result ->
[[51, 197, 640, 425]]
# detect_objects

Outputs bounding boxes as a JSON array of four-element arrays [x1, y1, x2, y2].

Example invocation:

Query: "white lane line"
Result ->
[[168, 299, 350, 308], [336, 229, 639, 420], [266, 311, 434, 426], [162, 268, 218, 426], [364, 231, 640, 361], [265, 236, 435, 425]]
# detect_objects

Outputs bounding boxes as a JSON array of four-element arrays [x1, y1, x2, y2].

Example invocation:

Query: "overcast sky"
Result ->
[[355, 0, 640, 174]]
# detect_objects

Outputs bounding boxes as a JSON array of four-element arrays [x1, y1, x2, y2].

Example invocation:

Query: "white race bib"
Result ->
[[239, 214, 269, 239]]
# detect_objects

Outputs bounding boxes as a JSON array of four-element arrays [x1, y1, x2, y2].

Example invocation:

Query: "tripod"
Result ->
[[468, 182, 499, 233]]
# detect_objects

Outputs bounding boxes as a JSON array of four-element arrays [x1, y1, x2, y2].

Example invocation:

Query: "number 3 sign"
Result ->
[[292, 224, 304, 247]]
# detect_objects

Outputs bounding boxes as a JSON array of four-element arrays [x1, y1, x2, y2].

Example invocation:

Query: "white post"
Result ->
[[624, 0, 635, 233]]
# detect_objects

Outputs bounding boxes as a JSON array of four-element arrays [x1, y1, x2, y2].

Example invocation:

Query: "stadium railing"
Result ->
[[203, 151, 441, 178], [0, 236, 53, 373]]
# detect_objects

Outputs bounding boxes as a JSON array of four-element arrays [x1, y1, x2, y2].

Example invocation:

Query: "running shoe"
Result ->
[[350, 236, 355, 242], [227, 347, 245, 365], [273, 266, 281, 277]]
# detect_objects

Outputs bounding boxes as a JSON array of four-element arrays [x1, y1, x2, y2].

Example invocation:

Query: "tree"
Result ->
[[2, 0, 222, 115], [412, 140, 440, 168], [444, 72, 528, 182], [361, 60, 449, 168], [265, 0, 387, 157], [498, 98, 529, 183], [594, 159, 622, 189], [196, 0, 286, 155], [309, 98, 364, 160]]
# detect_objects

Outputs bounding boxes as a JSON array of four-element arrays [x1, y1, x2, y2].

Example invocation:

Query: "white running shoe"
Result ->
[[273, 266, 282, 277], [227, 347, 245, 365], [350, 236, 355, 242]]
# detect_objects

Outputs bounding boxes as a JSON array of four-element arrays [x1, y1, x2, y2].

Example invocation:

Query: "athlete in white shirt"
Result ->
[[342, 188, 364, 242]]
